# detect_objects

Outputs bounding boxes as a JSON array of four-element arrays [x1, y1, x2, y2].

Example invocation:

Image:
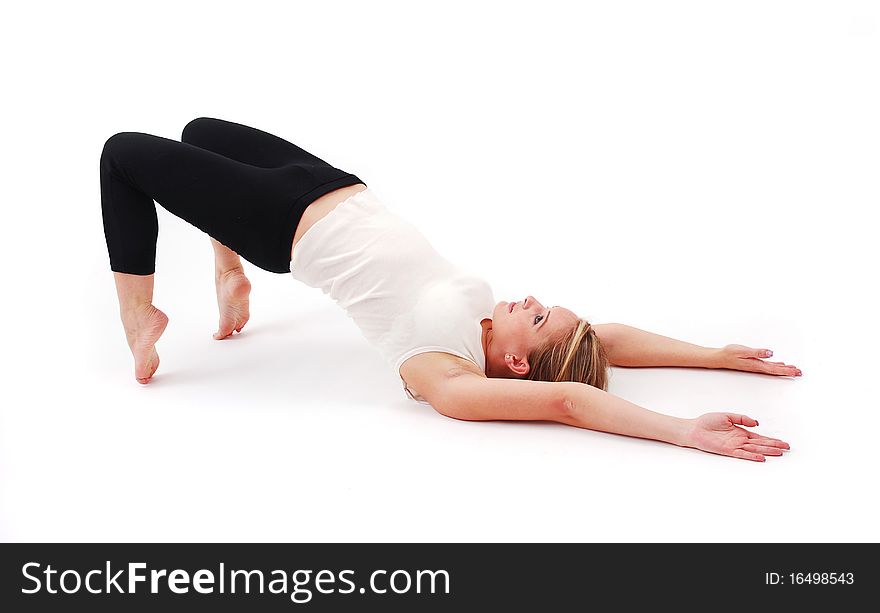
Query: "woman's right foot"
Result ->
[[121, 303, 169, 384], [214, 267, 251, 340]]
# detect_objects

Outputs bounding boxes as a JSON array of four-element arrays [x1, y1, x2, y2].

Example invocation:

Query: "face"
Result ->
[[486, 295, 580, 378]]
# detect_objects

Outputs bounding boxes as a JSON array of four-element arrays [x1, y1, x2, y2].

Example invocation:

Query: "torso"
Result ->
[[290, 183, 489, 399]]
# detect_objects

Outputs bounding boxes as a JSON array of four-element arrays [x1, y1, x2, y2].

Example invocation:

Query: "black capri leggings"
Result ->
[[99, 117, 365, 275]]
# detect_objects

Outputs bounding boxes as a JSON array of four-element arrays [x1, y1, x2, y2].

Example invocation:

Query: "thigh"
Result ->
[[180, 117, 327, 168], [102, 131, 294, 267]]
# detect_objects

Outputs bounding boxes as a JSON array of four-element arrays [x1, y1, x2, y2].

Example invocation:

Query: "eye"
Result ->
[[534, 314, 544, 325]]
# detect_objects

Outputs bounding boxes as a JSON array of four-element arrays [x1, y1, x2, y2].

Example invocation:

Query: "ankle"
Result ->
[[120, 301, 154, 318], [119, 302, 157, 335], [215, 264, 245, 282]]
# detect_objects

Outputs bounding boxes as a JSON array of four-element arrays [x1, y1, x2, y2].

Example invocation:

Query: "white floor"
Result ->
[[2, 1, 878, 542]]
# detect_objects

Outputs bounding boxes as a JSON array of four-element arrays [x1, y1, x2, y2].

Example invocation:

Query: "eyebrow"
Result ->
[[540, 307, 553, 330]]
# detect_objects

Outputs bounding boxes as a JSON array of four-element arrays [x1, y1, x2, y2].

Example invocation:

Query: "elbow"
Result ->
[[592, 323, 626, 367], [557, 382, 583, 424], [592, 322, 623, 348]]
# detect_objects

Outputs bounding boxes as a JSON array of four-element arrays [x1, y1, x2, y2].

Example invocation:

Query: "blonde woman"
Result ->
[[100, 117, 799, 462]]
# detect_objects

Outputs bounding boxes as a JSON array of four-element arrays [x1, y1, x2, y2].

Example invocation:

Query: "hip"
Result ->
[[290, 182, 368, 259]]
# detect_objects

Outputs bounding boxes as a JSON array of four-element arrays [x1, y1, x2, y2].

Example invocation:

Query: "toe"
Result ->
[[135, 351, 160, 382], [214, 318, 235, 340]]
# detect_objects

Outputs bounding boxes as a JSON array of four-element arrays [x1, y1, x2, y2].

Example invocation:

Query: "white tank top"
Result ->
[[289, 187, 495, 403]]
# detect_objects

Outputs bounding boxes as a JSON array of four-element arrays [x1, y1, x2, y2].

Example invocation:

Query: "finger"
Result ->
[[731, 449, 765, 462], [748, 359, 802, 377], [726, 414, 759, 427], [768, 363, 802, 376], [742, 444, 785, 456], [746, 433, 790, 449], [734, 346, 772, 358]]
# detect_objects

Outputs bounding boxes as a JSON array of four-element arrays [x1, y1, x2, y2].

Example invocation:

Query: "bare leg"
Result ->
[[211, 238, 251, 340], [113, 273, 169, 384]]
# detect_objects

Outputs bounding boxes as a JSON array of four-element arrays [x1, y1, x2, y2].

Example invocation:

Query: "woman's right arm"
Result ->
[[418, 372, 789, 462], [556, 382, 789, 461], [556, 381, 692, 447]]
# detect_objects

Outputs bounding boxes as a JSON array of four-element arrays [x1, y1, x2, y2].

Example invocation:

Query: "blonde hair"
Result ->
[[526, 318, 609, 390]]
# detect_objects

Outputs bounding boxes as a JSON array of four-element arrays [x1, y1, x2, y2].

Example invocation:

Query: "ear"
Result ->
[[505, 353, 531, 377]]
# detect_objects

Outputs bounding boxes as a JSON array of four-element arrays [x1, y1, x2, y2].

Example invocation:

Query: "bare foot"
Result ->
[[122, 303, 169, 384], [214, 267, 251, 340]]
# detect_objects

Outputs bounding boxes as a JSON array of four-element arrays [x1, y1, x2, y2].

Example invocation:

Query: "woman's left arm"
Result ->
[[593, 323, 802, 377]]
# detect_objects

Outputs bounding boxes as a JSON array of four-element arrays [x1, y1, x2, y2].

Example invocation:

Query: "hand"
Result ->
[[715, 344, 802, 377], [685, 413, 790, 462]]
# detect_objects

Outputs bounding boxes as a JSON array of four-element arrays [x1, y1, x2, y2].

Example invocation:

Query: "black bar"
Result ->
[[1, 543, 875, 611]]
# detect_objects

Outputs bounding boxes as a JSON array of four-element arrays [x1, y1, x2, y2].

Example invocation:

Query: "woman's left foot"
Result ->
[[214, 267, 251, 340], [121, 303, 169, 384]]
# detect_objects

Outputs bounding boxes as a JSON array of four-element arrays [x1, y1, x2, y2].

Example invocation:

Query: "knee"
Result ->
[[101, 131, 136, 164], [181, 117, 213, 143]]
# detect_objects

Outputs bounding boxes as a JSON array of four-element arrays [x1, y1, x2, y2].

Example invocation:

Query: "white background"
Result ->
[[1, 0, 877, 542]]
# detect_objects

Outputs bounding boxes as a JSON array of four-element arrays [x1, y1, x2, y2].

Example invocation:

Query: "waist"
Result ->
[[290, 183, 368, 260]]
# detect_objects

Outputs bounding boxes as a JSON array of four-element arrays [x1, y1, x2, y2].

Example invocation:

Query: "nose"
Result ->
[[523, 295, 541, 310]]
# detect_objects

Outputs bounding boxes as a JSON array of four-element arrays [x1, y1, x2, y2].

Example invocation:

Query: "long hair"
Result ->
[[526, 318, 609, 390]]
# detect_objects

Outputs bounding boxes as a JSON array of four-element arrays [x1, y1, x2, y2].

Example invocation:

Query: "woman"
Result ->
[[100, 117, 800, 462]]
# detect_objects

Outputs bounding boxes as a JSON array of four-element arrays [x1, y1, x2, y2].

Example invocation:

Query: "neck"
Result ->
[[480, 318, 493, 375]]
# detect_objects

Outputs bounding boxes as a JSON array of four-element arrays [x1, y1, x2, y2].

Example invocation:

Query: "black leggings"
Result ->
[[99, 117, 365, 275]]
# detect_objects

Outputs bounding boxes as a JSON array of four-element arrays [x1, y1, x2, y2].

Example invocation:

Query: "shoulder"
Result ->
[[399, 351, 485, 397]]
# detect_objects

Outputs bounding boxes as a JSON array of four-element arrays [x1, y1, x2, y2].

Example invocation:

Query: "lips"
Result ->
[[509, 301, 517, 313]]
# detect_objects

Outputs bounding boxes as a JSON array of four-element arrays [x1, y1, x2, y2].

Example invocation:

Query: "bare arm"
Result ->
[[593, 323, 719, 368], [556, 380, 690, 445], [556, 381, 790, 462], [417, 371, 789, 462], [593, 323, 802, 377]]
